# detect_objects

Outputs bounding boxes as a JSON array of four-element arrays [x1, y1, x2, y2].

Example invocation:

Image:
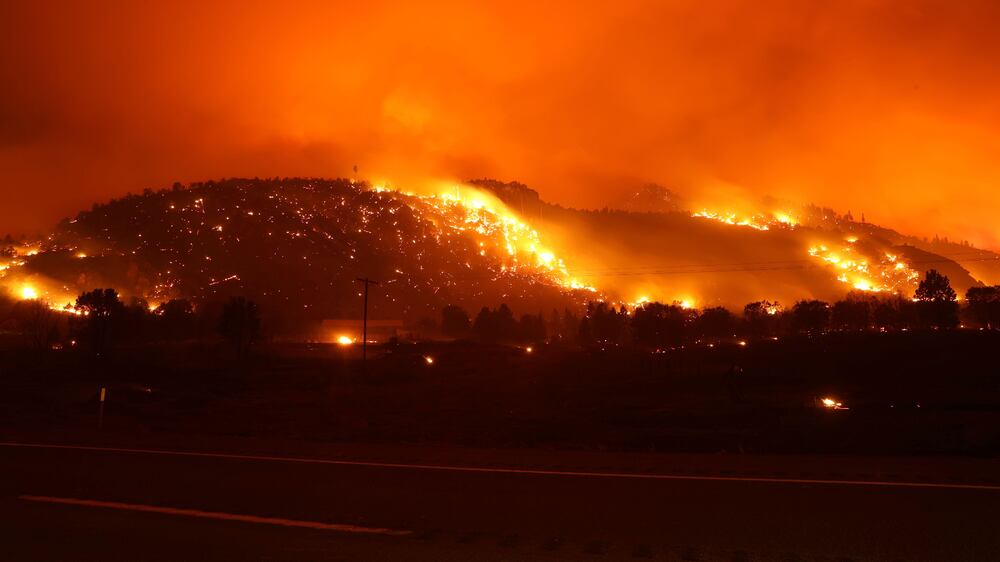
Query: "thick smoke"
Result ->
[[1, 1, 999, 249]]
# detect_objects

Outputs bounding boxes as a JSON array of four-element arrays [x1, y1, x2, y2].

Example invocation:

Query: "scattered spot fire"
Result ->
[[691, 209, 798, 231], [689, 206, 920, 295], [808, 242, 919, 294]]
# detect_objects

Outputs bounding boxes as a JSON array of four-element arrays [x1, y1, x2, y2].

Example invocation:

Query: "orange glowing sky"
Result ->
[[2, 1, 999, 248]]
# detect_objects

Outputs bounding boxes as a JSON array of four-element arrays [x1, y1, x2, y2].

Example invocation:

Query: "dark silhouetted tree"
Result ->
[[695, 306, 735, 339], [473, 307, 493, 340], [561, 308, 580, 341], [472, 304, 519, 343], [831, 291, 875, 331], [577, 316, 593, 345], [440, 304, 471, 338], [915, 269, 957, 302], [154, 299, 196, 340], [13, 299, 60, 352], [119, 297, 153, 344], [518, 313, 547, 343], [219, 297, 260, 353], [548, 309, 562, 339], [74, 288, 124, 355], [630, 302, 696, 347], [494, 304, 518, 341], [965, 286, 1000, 329], [743, 300, 780, 336], [914, 269, 958, 328], [871, 294, 917, 330], [791, 300, 830, 334], [586, 301, 628, 343], [0, 289, 15, 331]]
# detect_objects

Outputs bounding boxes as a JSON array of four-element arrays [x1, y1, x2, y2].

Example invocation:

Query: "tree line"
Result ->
[[0, 289, 261, 355], [439, 270, 1000, 346], [3, 270, 998, 352]]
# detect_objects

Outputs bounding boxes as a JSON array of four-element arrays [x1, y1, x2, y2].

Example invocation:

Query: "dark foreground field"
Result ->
[[3, 331, 1000, 561], [2, 330, 999, 455], [2, 437, 999, 562]]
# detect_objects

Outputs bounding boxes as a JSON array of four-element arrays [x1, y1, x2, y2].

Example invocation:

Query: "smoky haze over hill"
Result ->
[[1, 177, 998, 336], [4, 1, 1000, 250]]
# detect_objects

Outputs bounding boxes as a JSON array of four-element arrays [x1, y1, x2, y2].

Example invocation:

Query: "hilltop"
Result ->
[[2, 178, 586, 331], [2, 177, 998, 333]]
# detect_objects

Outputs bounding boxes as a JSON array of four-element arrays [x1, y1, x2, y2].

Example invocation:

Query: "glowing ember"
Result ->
[[821, 397, 848, 410], [423, 355, 435, 364]]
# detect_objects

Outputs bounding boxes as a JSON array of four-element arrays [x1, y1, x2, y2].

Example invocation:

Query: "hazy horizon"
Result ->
[[3, 1, 1000, 249]]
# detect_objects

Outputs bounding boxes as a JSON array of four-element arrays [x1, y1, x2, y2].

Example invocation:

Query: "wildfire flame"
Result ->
[[821, 397, 848, 410], [373, 183, 596, 294], [688, 205, 918, 295], [808, 243, 919, 294], [627, 295, 695, 310], [691, 209, 798, 231]]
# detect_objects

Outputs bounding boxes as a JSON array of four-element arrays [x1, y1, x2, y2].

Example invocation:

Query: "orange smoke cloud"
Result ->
[[1, 1, 999, 248]]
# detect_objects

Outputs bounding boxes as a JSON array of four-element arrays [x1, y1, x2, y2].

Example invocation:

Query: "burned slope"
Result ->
[[476, 179, 987, 306], [22, 178, 581, 324]]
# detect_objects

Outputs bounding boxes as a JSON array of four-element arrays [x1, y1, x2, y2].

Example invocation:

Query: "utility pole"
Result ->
[[97, 385, 106, 430], [355, 277, 379, 363]]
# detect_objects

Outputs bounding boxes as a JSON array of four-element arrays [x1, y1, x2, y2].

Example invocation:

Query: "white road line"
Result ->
[[3, 441, 999, 491], [19, 495, 412, 536]]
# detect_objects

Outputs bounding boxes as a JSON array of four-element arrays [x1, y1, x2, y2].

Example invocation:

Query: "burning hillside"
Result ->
[[2, 177, 998, 328], [477, 181, 996, 307], [0, 178, 590, 327]]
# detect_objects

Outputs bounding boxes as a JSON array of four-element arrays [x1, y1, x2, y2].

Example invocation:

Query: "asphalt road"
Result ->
[[2, 441, 999, 561]]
